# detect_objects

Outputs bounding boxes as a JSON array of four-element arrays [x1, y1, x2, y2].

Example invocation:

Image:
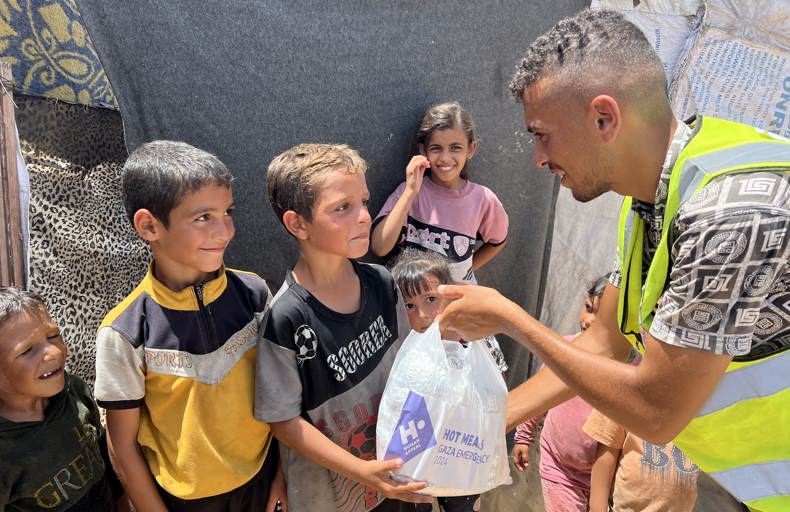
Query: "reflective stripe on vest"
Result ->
[[616, 116, 790, 510], [715, 460, 790, 505]]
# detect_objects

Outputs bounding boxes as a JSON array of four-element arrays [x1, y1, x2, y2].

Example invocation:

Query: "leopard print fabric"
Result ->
[[16, 95, 149, 385]]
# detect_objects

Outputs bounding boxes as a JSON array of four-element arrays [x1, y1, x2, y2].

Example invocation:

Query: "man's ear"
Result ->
[[133, 209, 163, 241], [282, 210, 309, 240], [589, 95, 621, 143]]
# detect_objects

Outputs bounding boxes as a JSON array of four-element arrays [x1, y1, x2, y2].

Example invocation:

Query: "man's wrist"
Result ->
[[500, 297, 525, 339]]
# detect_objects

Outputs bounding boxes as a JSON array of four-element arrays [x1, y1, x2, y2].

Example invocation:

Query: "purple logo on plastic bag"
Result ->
[[385, 391, 436, 462]]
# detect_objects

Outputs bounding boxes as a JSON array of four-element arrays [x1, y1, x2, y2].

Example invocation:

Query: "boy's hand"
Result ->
[[360, 458, 433, 503], [512, 444, 530, 472], [114, 494, 134, 512], [404, 155, 430, 196], [266, 461, 288, 512]]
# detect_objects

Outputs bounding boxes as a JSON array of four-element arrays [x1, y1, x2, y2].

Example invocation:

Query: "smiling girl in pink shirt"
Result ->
[[371, 102, 508, 285]]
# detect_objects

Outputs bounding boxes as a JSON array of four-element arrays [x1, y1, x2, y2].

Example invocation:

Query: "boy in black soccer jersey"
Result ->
[[256, 144, 433, 512]]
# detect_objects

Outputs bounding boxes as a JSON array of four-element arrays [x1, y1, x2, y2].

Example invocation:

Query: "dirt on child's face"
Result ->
[[0, 309, 67, 403], [303, 168, 372, 259], [404, 275, 450, 333]]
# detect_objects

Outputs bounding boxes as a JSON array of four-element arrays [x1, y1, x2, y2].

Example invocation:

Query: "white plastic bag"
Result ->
[[376, 322, 511, 496]]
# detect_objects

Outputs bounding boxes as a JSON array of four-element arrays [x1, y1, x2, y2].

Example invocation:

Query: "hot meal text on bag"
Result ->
[[376, 322, 511, 496]]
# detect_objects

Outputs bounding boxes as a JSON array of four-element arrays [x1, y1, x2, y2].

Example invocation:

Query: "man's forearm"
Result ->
[[438, 284, 728, 443], [503, 292, 630, 431], [503, 308, 729, 442], [506, 367, 577, 431]]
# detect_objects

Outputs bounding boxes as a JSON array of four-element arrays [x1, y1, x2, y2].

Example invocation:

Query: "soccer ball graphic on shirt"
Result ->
[[348, 419, 378, 460], [294, 325, 318, 365], [347, 417, 381, 508]]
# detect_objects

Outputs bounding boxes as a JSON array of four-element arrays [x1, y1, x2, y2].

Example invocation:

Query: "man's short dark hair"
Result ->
[[0, 287, 46, 328], [509, 8, 668, 118], [122, 141, 233, 227]]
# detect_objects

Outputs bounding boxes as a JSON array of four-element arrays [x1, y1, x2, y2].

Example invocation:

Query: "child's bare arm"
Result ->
[[512, 443, 530, 472], [512, 414, 542, 471], [270, 416, 433, 504], [370, 156, 430, 256], [589, 442, 619, 512], [471, 240, 506, 272], [106, 408, 168, 512]]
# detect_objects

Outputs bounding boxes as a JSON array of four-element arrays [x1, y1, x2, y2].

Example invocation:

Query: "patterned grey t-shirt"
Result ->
[[614, 171, 790, 360], [651, 171, 789, 359]]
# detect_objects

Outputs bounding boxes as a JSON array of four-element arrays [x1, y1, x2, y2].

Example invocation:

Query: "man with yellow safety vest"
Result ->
[[436, 8, 789, 511]]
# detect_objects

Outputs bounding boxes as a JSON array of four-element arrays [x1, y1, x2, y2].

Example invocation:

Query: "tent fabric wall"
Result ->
[[0, 1, 117, 108], [539, 189, 621, 335], [75, 0, 589, 389], [17, 95, 147, 384]]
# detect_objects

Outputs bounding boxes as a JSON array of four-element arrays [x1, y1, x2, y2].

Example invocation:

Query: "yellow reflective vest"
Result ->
[[616, 116, 790, 512]]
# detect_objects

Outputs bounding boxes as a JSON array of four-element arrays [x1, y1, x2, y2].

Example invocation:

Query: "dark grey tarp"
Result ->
[[75, 0, 588, 387]]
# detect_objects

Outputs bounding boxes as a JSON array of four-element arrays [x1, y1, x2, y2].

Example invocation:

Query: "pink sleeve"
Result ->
[[478, 186, 508, 244], [374, 182, 407, 221], [514, 413, 545, 445]]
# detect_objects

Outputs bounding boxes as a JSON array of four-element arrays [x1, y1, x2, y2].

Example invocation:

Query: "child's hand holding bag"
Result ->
[[376, 322, 511, 496]]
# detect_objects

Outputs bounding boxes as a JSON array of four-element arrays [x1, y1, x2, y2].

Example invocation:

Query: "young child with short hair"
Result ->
[[0, 287, 116, 511], [94, 141, 283, 512], [255, 143, 432, 512], [390, 248, 508, 512], [371, 101, 508, 284], [390, 248, 507, 371], [584, 352, 700, 512]]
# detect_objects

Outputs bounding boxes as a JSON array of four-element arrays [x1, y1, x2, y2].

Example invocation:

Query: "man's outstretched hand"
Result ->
[[437, 284, 519, 341]]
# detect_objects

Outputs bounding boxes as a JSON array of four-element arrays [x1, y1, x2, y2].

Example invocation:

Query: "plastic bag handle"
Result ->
[[424, 320, 452, 371]]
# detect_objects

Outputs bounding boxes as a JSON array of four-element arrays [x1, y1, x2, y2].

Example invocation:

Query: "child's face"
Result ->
[[151, 184, 236, 288], [303, 168, 371, 259], [421, 127, 477, 189], [403, 275, 450, 333], [578, 294, 601, 331], [0, 308, 68, 402]]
